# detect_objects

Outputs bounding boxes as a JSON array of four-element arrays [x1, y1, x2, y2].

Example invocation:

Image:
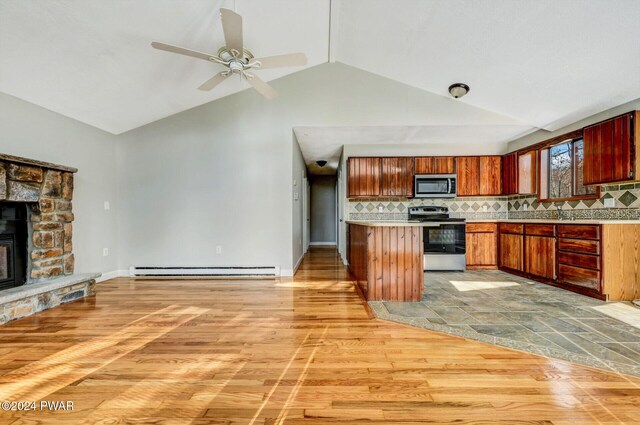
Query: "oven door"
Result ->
[[423, 224, 466, 271], [414, 175, 456, 198]]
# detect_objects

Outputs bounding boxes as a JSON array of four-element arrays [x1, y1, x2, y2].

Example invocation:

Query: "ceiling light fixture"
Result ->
[[316, 160, 327, 167], [448, 83, 470, 99]]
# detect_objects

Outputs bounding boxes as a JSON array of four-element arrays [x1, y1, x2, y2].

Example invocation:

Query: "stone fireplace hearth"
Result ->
[[0, 153, 99, 325]]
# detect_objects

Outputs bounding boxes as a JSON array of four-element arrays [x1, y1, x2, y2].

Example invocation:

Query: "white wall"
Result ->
[[292, 134, 307, 271], [508, 98, 640, 151], [0, 92, 119, 277], [115, 62, 526, 274]]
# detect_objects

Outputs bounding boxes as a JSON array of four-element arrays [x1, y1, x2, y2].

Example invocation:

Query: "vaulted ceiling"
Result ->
[[1, 0, 639, 135]]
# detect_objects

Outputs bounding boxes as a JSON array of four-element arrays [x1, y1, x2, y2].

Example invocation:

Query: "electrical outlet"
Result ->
[[604, 198, 615, 208], [294, 191, 299, 201], [215, 246, 222, 254], [523, 203, 529, 211], [378, 206, 384, 212], [102, 248, 109, 257], [482, 205, 488, 212], [104, 201, 110, 210]]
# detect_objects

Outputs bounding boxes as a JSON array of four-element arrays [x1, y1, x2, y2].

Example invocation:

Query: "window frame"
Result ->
[[538, 137, 600, 203]]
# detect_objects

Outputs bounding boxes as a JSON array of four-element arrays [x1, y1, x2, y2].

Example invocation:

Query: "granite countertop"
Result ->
[[346, 220, 440, 227], [466, 219, 640, 225]]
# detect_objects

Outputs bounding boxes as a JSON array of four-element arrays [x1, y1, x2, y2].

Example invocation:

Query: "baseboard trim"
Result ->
[[309, 242, 336, 246], [96, 269, 129, 283]]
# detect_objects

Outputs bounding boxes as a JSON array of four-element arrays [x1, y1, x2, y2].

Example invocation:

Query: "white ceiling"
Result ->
[[1, 0, 639, 138], [335, 0, 640, 131], [0, 0, 329, 134]]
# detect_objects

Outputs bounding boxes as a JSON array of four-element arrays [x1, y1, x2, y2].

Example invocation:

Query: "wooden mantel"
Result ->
[[347, 221, 428, 302]]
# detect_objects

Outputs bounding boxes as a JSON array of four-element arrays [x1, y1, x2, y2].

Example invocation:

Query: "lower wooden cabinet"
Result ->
[[499, 233, 524, 272], [492, 222, 640, 301], [524, 235, 556, 279], [466, 223, 497, 269]]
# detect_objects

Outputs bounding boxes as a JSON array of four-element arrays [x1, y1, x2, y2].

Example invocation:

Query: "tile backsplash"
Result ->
[[347, 183, 640, 222]]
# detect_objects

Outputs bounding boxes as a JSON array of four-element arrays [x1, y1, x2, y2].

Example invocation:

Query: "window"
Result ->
[[540, 138, 598, 201]]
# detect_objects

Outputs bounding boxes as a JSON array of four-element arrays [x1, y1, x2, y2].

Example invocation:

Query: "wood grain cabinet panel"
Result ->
[[558, 264, 601, 291], [583, 112, 636, 185], [518, 151, 537, 195], [502, 152, 518, 195], [466, 222, 497, 269], [347, 157, 381, 197], [557, 225, 600, 240], [558, 252, 600, 270], [456, 157, 480, 196], [525, 224, 555, 236], [558, 238, 600, 255], [499, 233, 524, 272], [381, 157, 414, 197], [415, 157, 436, 174], [499, 223, 524, 234], [525, 235, 556, 279], [434, 157, 455, 174], [479, 156, 502, 195]]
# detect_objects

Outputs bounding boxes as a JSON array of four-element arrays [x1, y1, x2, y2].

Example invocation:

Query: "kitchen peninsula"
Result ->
[[347, 221, 433, 302]]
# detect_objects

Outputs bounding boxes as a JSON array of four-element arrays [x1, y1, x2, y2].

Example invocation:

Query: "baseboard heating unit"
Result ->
[[129, 266, 280, 279]]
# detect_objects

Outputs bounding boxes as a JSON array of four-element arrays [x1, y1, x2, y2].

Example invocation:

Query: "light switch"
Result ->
[[294, 191, 299, 201], [104, 201, 110, 210], [604, 198, 615, 208]]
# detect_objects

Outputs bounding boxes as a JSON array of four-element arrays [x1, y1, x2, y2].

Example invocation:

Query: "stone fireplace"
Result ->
[[0, 153, 99, 325]]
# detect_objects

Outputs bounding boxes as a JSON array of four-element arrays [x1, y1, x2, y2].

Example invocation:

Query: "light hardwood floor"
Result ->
[[1, 247, 640, 424]]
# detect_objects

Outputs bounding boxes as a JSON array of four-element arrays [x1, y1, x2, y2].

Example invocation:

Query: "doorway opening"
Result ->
[[309, 175, 337, 247]]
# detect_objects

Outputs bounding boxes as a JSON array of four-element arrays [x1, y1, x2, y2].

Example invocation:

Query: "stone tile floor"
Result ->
[[370, 270, 640, 377]]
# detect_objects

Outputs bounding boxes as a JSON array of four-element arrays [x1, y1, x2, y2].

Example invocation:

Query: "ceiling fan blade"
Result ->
[[197, 72, 230, 91], [253, 53, 308, 69], [151, 42, 216, 62], [220, 8, 243, 54], [245, 73, 278, 99]]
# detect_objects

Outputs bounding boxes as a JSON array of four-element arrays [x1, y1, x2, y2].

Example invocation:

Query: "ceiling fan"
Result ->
[[151, 8, 308, 99]]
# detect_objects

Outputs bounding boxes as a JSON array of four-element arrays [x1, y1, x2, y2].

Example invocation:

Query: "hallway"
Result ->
[[0, 247, 639, 423]]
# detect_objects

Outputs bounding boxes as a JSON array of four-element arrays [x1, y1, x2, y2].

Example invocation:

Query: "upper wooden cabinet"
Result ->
[[583, 111, 638, 185], [381, 157, 414, 197], [502, 151, 536, 195], [502, 152, 518, 195], [415, 157, 455, 174], [518, 151, 537, 195], [457, 156, 502, 196], [347, 157, 381, 197], [347, 157, 413, 198]]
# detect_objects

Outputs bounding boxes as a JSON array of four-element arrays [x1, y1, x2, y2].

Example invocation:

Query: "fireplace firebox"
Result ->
[[0, 202, 28, 291]]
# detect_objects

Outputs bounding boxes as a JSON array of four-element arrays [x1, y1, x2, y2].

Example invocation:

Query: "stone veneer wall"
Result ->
[[0, 157, 76, 281], [348, 184, 640, 222]]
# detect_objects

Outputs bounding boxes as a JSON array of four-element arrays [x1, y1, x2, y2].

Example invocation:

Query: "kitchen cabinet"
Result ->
[[498, 223, 524, 272], [381, 157, 414, 197], [479, 156, 502, 195], [583, 111, 638, 185], [347, 157, 414, 198], [557, 224, 601, 293], [502, 152, 518, 195], [524, 225, 556, 279], [347, 157, 381, 197], [465, 223, 497, 269], [415, 157, 455, 174], [518, 151, 537, 195], [457, 156, 502, 196], [502, 152, 536, 195]]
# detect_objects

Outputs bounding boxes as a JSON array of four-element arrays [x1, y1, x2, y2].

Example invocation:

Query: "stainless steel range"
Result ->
[[408, 206, 466, 271]]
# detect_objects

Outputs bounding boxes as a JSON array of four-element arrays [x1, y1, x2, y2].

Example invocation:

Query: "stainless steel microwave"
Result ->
[[414, 174, 457, 198]]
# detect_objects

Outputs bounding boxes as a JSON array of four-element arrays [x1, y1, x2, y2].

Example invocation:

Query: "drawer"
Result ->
[[525, 224, 556, 236], [558, 238, 600, 255], [557, 225, 600, 240], [467, 222, 497, 233], [558, 252, 600, 270], [558, 264, 601, 291], [499, 223, 524, 234]]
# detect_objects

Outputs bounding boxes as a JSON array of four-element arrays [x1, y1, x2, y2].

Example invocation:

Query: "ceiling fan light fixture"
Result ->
[[448, 83, 470, 99]]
